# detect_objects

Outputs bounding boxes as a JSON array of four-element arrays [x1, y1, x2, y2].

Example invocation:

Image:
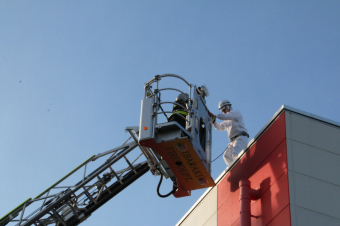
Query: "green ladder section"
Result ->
[[34, 155, 95, 200], [0, 198, 32, 226], [0, 154, 95, 226]]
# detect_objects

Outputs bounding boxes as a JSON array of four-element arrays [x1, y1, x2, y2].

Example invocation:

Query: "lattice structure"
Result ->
[[0, 127, 159, 226]]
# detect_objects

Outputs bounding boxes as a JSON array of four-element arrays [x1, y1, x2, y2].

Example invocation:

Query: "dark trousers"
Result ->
[[168, 114, 186, 128]]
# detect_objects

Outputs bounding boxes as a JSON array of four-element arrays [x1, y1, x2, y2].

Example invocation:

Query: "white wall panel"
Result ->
[[294, 173, 340, 220], [290, 113, 340, 155], [178, 186, 217, 226], [296, 206, 340, 226], [203, 212, 217, 226]]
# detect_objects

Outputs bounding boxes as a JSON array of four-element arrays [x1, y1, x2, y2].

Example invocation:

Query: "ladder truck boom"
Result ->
[[1, 127, 153, 226], [1, 74, 215, 226]]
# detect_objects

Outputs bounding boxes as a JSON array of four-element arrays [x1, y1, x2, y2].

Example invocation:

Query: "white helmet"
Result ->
[[218, 99, 231, 112], [197, 85, 209, 98], [176, 93, 188, 104]]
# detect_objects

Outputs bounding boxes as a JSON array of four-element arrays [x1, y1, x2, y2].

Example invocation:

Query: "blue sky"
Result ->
[[1, 1, 340, 225]]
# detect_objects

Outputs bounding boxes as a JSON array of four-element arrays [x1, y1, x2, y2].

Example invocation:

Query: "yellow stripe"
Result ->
[[170, 111, 188, 117]]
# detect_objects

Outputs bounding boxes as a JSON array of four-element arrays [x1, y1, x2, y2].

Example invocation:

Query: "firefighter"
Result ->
[[168, 93, 188, 129], [209, 100, 249, 167]]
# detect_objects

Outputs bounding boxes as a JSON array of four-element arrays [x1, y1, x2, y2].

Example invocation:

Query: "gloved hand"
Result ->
[[208, 111, 216, 123], [208, 111, 215, 117]]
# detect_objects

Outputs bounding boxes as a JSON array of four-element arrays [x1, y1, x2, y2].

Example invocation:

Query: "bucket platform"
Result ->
[[139, 74, 215, 197]]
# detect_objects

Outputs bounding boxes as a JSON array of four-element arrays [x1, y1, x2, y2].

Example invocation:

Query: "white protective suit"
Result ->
[[213, 109, 248, 167]]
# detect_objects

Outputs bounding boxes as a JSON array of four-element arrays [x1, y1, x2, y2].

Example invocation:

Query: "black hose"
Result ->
[[211, 151, 224, 162], [211, 147, 227, 162], [156, 167, 177, 198]]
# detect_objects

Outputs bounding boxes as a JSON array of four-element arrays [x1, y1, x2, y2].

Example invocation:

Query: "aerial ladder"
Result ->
[[0, 74, 215, 226]]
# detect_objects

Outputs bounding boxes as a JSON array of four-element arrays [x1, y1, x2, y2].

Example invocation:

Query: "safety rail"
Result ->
[[145, 74, 191, 87], [143, 74, 194, 133]]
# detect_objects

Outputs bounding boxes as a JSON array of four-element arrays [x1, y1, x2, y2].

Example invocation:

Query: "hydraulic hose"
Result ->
[[156, 166, 177, 198]]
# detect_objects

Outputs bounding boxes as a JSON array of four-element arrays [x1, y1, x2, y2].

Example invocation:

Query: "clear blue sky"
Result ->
[[1, 1, 340, 225]]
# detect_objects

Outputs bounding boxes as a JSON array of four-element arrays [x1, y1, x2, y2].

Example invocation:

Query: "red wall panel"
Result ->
[[250, 171, 290, 226], [231, 219, 241, 226], [218, 188, 240, 226], [248, 140, 288, 203], [231, 204, 291, 226], [218, 113, 286, 209], [217, 112, 290, 226], [266, 205, 291, 226]]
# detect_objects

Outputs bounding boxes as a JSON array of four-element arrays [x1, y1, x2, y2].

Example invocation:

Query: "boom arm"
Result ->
[[1, 127, 157, 226]]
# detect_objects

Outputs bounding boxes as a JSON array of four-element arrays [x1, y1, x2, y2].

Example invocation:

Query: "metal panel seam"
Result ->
[[214, 136, 287, 189], [293, 171, 340, 188], [216, 138, 288, 218], [202, 212, 218, 226], [290, 140, 340, 157], [283, 106, 340, 129], [228, 170, 289, 226], [295, 206, 340, 221], [251, 169, 288, 207], [246, 138, 287, 182], [175, 186, 217, 226], [286, 112, 297, 226], [265, 203, 291, 226]]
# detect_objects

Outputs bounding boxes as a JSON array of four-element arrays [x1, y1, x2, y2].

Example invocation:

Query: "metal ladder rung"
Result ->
[[97, 176, 111, 194], [123, 156, 137, 174], [65, 200, 79, 217], [51, 209, 67, 226], [82, 186, 97, 205], [109, 166, 123, 185]]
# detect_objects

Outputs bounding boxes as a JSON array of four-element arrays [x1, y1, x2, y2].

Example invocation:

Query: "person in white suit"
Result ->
[[210, 100, 249, 167]]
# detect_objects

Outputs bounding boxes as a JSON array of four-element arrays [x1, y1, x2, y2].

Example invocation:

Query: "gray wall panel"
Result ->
[[289, 204, 297, 226], [296, 207, 340, 226], [287, 111, 340, 224], [286, 139, 295, 173], [290, 113, 340, 155], [294, 173, 340, 219], [291, 141, 340, 186], [285, 112, 292, 140], [178, 186, 217, 226]]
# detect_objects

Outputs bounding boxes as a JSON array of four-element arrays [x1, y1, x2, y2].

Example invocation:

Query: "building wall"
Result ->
[[178, 112, 290, 226], [286, 112, 340, 226], [177, 107, 340, 226]]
